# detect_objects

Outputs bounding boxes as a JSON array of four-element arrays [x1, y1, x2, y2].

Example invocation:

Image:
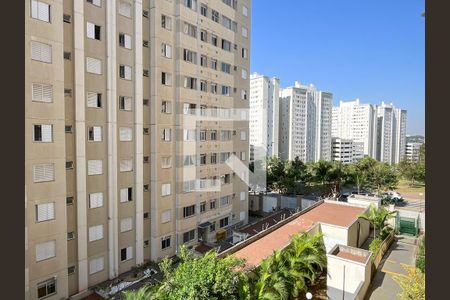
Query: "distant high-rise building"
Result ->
[[249, 73, 280, 161], [331, 138, 364, 164], [331, 99, 378, 158], [279, 82, 332, 162], [405, 142, 423, 162], [25, 0, 251, 298], [376, 102, 407, 164]]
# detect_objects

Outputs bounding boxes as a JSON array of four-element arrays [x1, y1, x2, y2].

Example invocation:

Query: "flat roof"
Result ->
[[335, 250, 368, 264], [231, 202, 366, 269]]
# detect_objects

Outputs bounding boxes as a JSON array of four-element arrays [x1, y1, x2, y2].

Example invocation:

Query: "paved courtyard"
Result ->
[[365, 235, 418, 300]]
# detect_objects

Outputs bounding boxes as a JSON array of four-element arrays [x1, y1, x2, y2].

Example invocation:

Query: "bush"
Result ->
[[393, 266, 425, 300], [416, 237, 425, 273], [369, 237, 383, 256]]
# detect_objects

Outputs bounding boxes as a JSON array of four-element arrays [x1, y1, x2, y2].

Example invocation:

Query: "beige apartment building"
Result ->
[[25, 0, 250, 299]]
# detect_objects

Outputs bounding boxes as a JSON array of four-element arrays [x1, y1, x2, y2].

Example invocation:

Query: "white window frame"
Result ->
[[88, 126, 102, 142], [118, 1, 132, 18], [31, 41, 52, 63], [161, 183, 171, 197], [35, 202, 55, 222], [119, 33, 132, 49], [120, 217, 133, 232], [161, 210, 171, 223], [89, 192, 104, 209], [86, 57, 102, 74], [33, 163, 55, 183], [120, 187, 133, 202], [87, 92, 102, 108], [120, 159, 133, 172], [161, 43, 172, 58], [35, 240, 56, 262], [33, 124, 53, 142], [88, 224, 104, 242], [32, 83, 53, 103], [87, 160, 103, 175], [31, 0, 50, 23], [119, 127, 133, 142], [89, 257, 104, 275]]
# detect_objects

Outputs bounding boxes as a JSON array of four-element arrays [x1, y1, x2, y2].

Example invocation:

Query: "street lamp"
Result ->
[[306, 292, 313, 299]]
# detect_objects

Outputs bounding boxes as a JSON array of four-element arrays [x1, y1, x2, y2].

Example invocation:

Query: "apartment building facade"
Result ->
[[249, 73, 280, 161], [405, 142, 423, 162], [331, 99, 378, 158], [331, 138, 362, 164], [279, 82, 332, 162], [25, 0, 250, 299], [376, 102, 407, 164]]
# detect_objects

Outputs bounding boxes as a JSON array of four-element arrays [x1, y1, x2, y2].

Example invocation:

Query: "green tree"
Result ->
[[150, 245, 245, 300], [122, 286, 152, 300], [368, 163, 398, 195], [358, 204, 396, 238]]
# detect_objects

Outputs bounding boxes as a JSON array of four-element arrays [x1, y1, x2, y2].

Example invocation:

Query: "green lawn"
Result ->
[[396, 179, 425, 194]]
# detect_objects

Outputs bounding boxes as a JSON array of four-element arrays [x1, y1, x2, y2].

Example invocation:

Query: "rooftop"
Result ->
[[230, 202, 366, 269], [329, 244, 372, 265]]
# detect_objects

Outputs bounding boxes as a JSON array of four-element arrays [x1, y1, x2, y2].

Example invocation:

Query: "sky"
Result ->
[[250, 0, 425, 135]]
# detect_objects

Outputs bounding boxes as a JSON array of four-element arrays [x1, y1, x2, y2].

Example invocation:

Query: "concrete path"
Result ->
[[365, 235, 417, 300]]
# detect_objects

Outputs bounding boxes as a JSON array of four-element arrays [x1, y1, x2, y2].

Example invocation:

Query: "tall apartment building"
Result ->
[[405, 142, 423, 162], [331, 99, 378, 158], [376, 102, 407, 164], [249, 73, 280, 161], [279, 82, 332, 162], [25, 0, 251, 299], [331, 138, 363, 164]]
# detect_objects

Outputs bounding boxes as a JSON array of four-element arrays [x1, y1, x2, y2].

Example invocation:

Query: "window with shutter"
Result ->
[[87, 0, 102, 7], [161, 183, 171, 196], [86, 57, 102, 74], [120, 217, 133, 232], [31, 41, 52, 63], [87, 92, 101, 108], [31, 0, 50, 22], [119, 96, 132, 111], [89, 257, 104, 275], [36, 240, 56, 261], [119, 127, 132, 141], [241, 131, 247, 140], [120, 246, 133, 261], [120, 187, 132, 202], [88, 225, 103, 242], [240, 191, 246, 201], [118, 1, 132, 18], [240, 211, 246, 221], [87, 160, 103, 175], [36, 203, 55, 222], [120, 159, 133, 172], [33, 164, 55, 183], [161, 210, 171, 223], [33, 124, 52, 142], [89, 192, 103, 208], [32, 83, 53, 103]]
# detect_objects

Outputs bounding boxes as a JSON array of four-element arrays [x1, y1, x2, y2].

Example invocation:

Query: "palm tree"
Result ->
[[358, 204, 396, 238]]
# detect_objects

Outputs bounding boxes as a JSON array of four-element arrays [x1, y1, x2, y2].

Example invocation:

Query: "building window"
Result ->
[[86, 22, 101, 40], [211, 10, 219, 23], [119, 33, 132, 49], [210, 222, 216, 232], [33, 163, 55, 183], [37, 278, 56, 299], [35, 203, 55, 222], [221, 39, 232, 51], [210, 83, 217, 94], [143, 127, 149, 135], [31, 0, 50, 23], [144, 240, 149, 247], [200, 153, 207, 165], [210, 199, 216, 210], [118, 1, 132, 18], [67, 232, 75, 240], [161, 156, 172, 168], [68, 266, 76, 275], [143, 99, 149, 106], [183, 22, 197, 38], [184, 77, 197, 89], [219, 216, 229, 228], [64, 51, 71, 60], [89, 257, 104, 275], [87, 160, 103, 175], [240, 191, 246, 201], [161, 236, 171, 250], [32, 83, 53, 103], [120, 246, 133, 261], [210, 59, 217, 70], [184, 0, 197, 10], [221, 62, 231, 74], [161, 210, 171, 223], [243, 5, 248, 16], [161, 100, 172, 113], [87, 92, 102, 108], [211, 34, 218, 46], [241, 89, 247, 100], [240, 211, 246, 221], [220, 174, 231, 185], [120, 217, 133, 232], [119, 65, 132, 80], [242, 47, 248, 59], [88, 225, 103, 242], [183, 205, 196, 218], [183, 49, 197, 64], [161, 72, 172, 86], [120, 159, 133, 172], [200, 130, 207, 141], [221, 85, 231, 96], [222, 0, 237, 9], [183, 155, 196, 167], [143, 184, 149, 192], [86, 57, 102, 74], [31, 41, 52, 63], [119, 127, 133, 141], [200, 55, 207, 67], [143, 212, 149, 219], [242, 26, 248, 38], [143, 156, 149, 163], [161, 43, 172, 58], [200, 4, 208, 16], [35, 240, 56, 262], [161, 14, 172, 30], [200, 29, 207, 42], [33, 124, 52, 142], [240, 151, 246, 161], [210, 152, 217, 164], [89, 192, 103, 208], [200, 201, 206, 213], [183, 229, 196, 243], [161, 128, 171, 141], [66, 161, 74, 170], [87, 126, 102, 142], [120, 187, 133, 202], [241, 130, 247, 140], [183, 179, 196, 192], [161, 183, 171, 196], [242, 68, 248, 79], [87, 0, 101, 7], [200, 80, 207, 92], [119, 96, 132, 111], [66, 196, 74, 205]]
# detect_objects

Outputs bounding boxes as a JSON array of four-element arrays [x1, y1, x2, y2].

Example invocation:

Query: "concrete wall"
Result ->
[[347, 219, 370, 248], [320, 224, 348, 252]]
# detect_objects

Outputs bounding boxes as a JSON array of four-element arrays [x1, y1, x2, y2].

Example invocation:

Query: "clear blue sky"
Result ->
[[251, 0, 425, 135]]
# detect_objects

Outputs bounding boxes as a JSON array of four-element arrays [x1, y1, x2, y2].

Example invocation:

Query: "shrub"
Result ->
[[369, 237, 383, 256], [415, 237, 425, 273], [393, 266, 425, 300]]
